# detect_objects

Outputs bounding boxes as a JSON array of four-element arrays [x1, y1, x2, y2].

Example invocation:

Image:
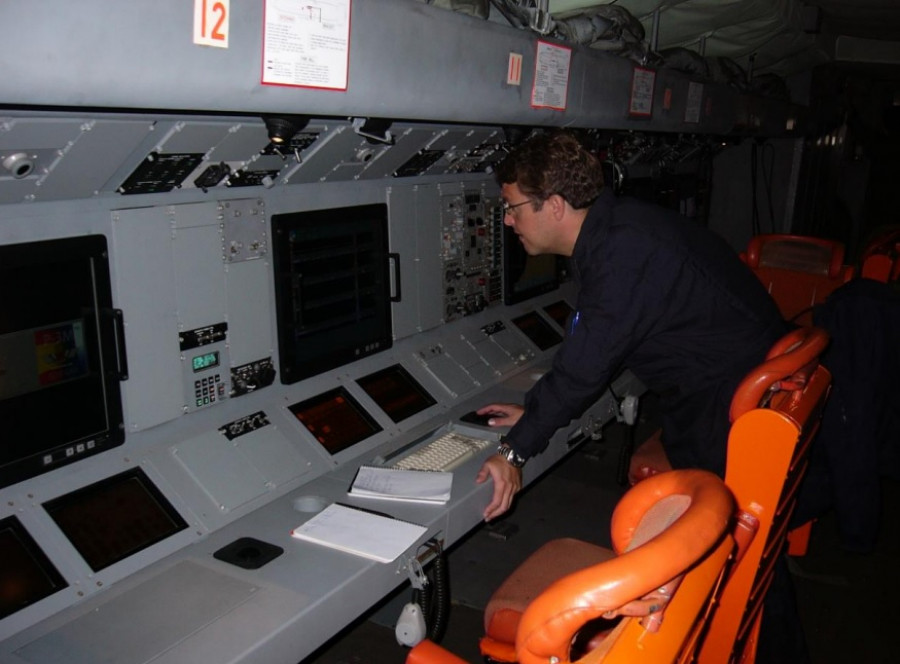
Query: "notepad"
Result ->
[[290, 503, 427, 563], [350, 466, 453, 504]]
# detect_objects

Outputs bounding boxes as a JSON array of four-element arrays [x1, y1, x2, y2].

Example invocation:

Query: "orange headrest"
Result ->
[[729, 326, 830, 421], [744, 234, 845, 279]]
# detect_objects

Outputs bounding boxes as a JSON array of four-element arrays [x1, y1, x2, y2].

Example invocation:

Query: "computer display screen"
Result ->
[[502, 225, 562, 305], [0, 235, 125, 489], [272, 204, 393, 384], [289, 387, 383, 455], [543, 300, 574, 331], [43, 468, 188, 573], [357, 364, 436, 423], [512, 311, 563, 351], [0, 516, 68, 620]]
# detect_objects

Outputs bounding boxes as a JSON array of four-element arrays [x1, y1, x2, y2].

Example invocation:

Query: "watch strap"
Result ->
[[497, 443, 526, 468]]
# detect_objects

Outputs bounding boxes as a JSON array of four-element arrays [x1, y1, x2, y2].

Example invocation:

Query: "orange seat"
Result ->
[[860, 227, 900, 283], [407, 469, 735, 664], [406, 327, 830, 664], [628, 322, 830, 556], [741, 234, 853, 326], [697, 326, 831, 663]]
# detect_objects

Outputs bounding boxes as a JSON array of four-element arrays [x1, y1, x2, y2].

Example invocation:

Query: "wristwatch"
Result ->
[[497, 443, 527, 468]]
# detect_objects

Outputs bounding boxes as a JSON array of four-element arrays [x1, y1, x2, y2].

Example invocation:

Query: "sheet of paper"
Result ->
[[291, 503, 426, 563]]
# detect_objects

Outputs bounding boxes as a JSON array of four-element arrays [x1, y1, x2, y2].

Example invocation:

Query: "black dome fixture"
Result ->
[[262, 115, 309, 145]]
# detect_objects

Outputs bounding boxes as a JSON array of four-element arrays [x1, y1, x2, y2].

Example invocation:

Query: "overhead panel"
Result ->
[[0, 0, 802, 135], [281, 125, 368, 183], [149, 122, 251, 193], [417, 128, 499, 177], [363, 126, 441, 180], [243, 122, 331, 188], [0, 117, 155, 204]]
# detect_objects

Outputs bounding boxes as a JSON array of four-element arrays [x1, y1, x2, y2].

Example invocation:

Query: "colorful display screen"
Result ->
[[0, 235, 125, 489], [289, 387, 383, 455]]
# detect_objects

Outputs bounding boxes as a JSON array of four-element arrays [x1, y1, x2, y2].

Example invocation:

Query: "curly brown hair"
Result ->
[[494, 131, 604, 209]]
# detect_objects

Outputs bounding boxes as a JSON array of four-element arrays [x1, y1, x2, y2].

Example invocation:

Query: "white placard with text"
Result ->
[[531, 40, 571, 111], [262, 0, 351, 90]]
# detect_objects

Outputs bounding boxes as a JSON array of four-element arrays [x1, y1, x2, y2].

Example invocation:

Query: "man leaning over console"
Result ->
[[475, 130, 785, 516], [471, 130, 803, 661]]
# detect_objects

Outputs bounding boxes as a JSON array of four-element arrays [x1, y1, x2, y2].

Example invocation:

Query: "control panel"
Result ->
[[440, 191, 502, 321], [0, 112, 596, 664], [180, 323, 230, 412]]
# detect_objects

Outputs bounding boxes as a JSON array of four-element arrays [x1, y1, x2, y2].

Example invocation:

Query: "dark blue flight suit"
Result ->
[[502, 187, 803, 662], [505, 188, 786, 477]]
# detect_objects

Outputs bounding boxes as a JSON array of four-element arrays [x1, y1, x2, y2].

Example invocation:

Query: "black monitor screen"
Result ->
[[0, 516, 68, 620], [289, 387, 383, 455], [357, 364, 436, 423], [43, 468, 188, 573], [0, 235, 125, 489], [512, 312, 563, 351], [272, 204, 393, 384], [502, 225, 562, 305], [543, 300, 574, 331]]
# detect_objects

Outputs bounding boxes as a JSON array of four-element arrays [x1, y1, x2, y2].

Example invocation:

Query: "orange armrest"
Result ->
[[406, 639, 469, 664]]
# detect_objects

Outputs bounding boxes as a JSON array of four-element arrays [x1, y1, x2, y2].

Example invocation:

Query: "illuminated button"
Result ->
[[65, 447, 75, 457], [42, 455, 53, 466], [196, 398, 203, 407], [76, 444, 85, 453]]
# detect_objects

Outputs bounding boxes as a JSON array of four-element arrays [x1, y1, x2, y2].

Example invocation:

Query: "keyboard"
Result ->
[[393, 431, 495, 472]]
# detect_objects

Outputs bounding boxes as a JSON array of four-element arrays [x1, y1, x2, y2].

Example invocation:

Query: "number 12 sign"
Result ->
[[194, 0, 230, 48]]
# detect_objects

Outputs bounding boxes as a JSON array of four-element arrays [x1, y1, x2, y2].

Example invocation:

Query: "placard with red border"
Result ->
[[261, 0, 351, 91], [629, 66, 656, 117]]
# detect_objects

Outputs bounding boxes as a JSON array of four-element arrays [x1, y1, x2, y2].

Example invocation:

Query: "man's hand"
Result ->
[[476, 454, 523, 521], [476, 403, 524, 428]]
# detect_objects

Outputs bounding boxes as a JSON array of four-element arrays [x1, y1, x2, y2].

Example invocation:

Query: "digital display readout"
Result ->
[[192, 351, 220, 373]]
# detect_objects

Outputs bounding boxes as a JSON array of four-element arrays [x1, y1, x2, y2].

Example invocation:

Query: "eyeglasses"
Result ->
[[501, 199, 532, 216]]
